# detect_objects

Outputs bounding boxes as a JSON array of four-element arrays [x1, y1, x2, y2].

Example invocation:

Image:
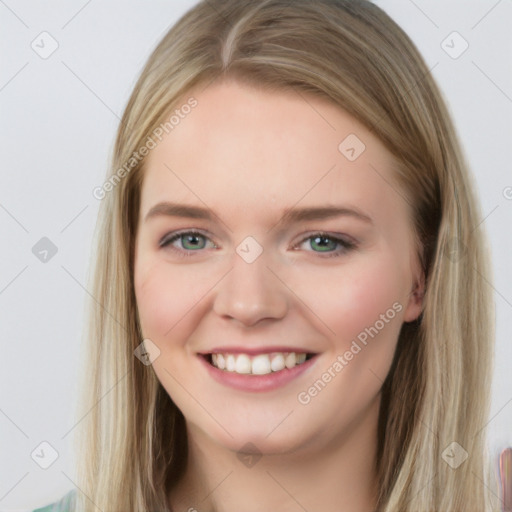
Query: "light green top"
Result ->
[[32, 490, 76, 512]]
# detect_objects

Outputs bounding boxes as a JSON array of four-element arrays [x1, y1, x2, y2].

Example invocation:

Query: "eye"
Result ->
[[159, 230, 356, 259], [159, 230, 216, 256], [294, 232, 356, 258]]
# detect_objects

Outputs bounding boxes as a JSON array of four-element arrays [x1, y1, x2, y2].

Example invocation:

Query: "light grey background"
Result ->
[[1, 1, 511, 510]]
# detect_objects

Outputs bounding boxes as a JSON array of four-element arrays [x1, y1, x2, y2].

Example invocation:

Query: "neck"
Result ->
[[169, 395, 380, 512]]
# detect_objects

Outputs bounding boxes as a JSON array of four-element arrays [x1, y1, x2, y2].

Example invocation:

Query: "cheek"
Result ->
[[134, 253, 223, 358], [135, 258, 198, 341], [295, 253, 406, 345], [293, 257, 405, 424]]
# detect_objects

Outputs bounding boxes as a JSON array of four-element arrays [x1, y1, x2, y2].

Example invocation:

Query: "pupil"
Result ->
[[313, 236, 334, 252], [184, 234, 204, 249]]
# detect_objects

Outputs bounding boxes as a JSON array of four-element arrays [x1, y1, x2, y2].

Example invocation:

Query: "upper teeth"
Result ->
[[211, 352, 308, 375]]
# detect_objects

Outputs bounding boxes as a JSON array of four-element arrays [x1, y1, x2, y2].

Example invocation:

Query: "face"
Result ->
[[134, 78, 423, 457]]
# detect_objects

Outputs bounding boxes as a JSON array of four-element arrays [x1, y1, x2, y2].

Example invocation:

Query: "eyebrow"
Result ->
[[144, 201, 373, 226]]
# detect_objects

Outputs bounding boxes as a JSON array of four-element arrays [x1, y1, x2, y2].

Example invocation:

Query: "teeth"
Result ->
[[209, 352, 310, 375], [226, 354, 236, 371], [235, 354, 252, 374], [296, 353, 306, 364], [270, 353, 285, 372], [285, 352, 296, 369], [251, 354, 271, 375]]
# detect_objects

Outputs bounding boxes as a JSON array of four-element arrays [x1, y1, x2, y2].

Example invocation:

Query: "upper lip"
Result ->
[[197, 346, 318, 356]]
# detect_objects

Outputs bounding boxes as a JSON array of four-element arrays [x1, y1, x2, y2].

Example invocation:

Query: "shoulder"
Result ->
[[32, 489, 77, 512]]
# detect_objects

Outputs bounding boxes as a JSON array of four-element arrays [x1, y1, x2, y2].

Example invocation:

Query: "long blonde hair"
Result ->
[[74, 1, 498, 510]]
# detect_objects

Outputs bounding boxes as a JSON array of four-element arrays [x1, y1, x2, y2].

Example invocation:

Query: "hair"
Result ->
[[73, 0, 498, 510]]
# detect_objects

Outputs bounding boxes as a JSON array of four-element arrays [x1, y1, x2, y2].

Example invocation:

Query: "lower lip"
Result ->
[[198, 354, 318, 392]]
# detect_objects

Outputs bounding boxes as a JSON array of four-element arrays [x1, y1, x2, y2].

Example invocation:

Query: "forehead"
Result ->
[[139, 79, 407, 228]]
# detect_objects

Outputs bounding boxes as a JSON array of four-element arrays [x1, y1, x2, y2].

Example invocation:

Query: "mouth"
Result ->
[[200, 351, 317, 376]]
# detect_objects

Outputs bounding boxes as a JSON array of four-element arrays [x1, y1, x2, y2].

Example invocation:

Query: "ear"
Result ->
[[403, 270, 425, 323]]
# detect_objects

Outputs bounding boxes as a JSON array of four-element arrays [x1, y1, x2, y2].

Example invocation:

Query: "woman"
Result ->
[[34, 0, 498, 510]]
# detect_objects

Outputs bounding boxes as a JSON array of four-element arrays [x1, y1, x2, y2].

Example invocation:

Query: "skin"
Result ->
[[134, 77, 424, 512]]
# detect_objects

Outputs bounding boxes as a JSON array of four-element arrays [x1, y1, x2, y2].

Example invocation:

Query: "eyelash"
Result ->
[[158, 230, 357, 259]]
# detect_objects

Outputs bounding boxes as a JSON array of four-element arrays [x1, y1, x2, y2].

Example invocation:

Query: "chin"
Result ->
[[191, 416, 319, 458]]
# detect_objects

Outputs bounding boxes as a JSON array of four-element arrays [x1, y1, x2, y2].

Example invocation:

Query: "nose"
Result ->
[[212, 249, 288, 327]]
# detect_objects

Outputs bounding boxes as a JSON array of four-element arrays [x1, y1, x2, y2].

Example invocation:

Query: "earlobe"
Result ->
[[403, 275, 425, 323]]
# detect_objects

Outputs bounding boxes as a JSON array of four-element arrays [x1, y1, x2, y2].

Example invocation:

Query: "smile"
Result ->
[[207, 352, 313, 375]]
